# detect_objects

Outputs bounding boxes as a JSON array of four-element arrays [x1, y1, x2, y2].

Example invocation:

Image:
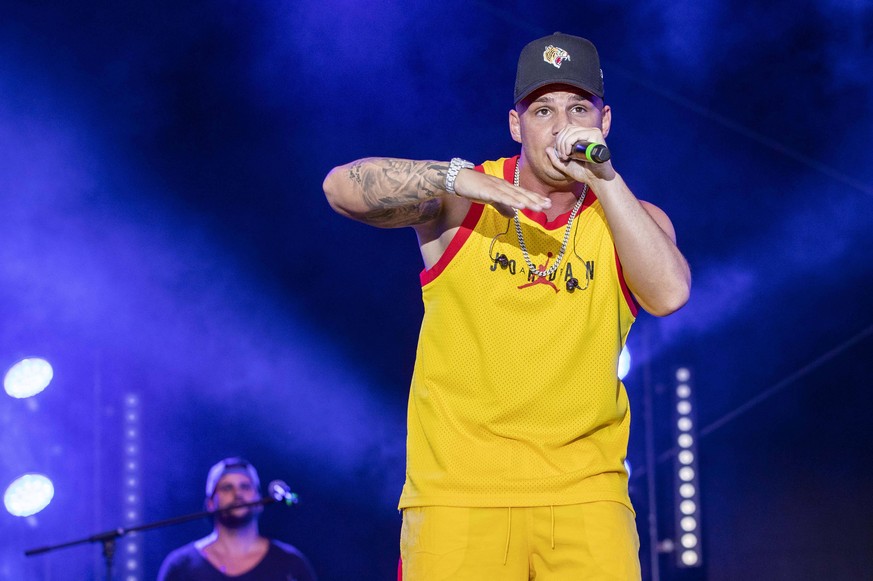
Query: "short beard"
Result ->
[[215, 507, 257, 529]]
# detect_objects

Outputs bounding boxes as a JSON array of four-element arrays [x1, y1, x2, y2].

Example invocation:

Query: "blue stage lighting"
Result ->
[[4, 358, 53, 398], [3, 473, 55, 517]]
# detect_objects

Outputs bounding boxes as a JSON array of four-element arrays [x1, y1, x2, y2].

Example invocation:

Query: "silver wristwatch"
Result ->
[[445, 158, 475, 195]]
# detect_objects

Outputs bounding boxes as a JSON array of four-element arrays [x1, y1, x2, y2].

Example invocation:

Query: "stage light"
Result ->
[[673, 366, 702, 568], [681, 533, 698, 548], [681, 550, 699, 566], [680, 516, 697, 532], [4, 474, 54, 517], [679, 500, 696, 515], [4, 358, 53, 398], [122, 392, 143, 580], [618, 345, 631, 380]]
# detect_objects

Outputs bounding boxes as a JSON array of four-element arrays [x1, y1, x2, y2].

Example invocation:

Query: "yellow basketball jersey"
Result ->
[[398, 156, 637, 511]]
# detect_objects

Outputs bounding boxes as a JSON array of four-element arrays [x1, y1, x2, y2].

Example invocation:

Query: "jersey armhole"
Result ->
[[615, 251, 640, 317], [418, 164, 489, 286], [419, 201, 484, 286]]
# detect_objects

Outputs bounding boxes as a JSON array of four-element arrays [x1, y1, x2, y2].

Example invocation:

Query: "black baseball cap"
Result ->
[[514, 32, 604, 104]]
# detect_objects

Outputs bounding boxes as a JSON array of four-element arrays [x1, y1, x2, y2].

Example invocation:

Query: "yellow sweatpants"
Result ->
[[400, 502, 641, 580]]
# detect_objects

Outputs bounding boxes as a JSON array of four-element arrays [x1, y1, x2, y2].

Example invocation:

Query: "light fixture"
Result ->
[[4, 358, 53, 398], [4, 474, 55, 517], [673, 367, 702, 568], [122, 392, 143, 581]]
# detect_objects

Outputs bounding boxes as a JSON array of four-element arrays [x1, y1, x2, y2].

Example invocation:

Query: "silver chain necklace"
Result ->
[[513, 162, 587, 278]]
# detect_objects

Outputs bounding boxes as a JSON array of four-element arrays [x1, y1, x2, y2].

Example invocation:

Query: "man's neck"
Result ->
[[212, 523, 264, 553], [524, 183, 587, 222], [516, 158, 587, 220], [196, 524, 270, 576]]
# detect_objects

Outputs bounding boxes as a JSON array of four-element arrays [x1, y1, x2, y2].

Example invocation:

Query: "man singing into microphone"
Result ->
[[157, 457, 317, 581], [324, 32, 690, 580]]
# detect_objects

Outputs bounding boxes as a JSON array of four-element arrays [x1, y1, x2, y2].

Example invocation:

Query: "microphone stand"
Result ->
[[24, 493, 297, 580]]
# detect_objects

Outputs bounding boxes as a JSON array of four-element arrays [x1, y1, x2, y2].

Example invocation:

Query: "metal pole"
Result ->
[[642, 326, 661, 581]]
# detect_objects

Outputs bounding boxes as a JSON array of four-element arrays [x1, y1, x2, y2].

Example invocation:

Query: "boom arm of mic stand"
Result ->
[[24, 495, 287, 557]]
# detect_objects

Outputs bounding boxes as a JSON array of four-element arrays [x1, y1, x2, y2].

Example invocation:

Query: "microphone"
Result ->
[[268, 480, 299, 506], [571, 141, 611, 164]]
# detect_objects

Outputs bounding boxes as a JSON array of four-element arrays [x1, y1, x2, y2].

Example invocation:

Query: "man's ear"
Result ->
[[509, 108, 522, 144], [601, 104, 612, 139]]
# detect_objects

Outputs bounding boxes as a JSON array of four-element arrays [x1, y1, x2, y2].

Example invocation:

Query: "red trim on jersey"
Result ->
[[419, 164, 488, 286], [521, 194, 599, 230], [504, 155, 517, 182], [506, 156, 598, 229], [615, 252, 639, 317]]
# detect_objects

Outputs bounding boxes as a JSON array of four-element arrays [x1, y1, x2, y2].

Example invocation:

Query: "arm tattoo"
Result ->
[[346, 158, 449, 227], [348, 162, 363, 186]]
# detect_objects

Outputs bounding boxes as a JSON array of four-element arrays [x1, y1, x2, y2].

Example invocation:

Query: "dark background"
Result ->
[[1, 0, 871, 579]]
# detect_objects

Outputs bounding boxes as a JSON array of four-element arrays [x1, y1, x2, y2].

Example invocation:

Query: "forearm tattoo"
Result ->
[[346, 158, 448, 227]]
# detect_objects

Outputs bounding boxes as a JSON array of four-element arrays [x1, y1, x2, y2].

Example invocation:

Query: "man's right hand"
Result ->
[[451, 168, 551, 217]]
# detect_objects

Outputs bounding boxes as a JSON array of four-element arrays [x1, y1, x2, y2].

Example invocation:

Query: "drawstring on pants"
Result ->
[[550, 505, 555, 549], [503, 507, 512, 565], [502, 506, 556, 565]]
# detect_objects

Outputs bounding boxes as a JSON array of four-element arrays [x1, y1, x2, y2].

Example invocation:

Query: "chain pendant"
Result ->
[[512, 161, 586, 278]]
